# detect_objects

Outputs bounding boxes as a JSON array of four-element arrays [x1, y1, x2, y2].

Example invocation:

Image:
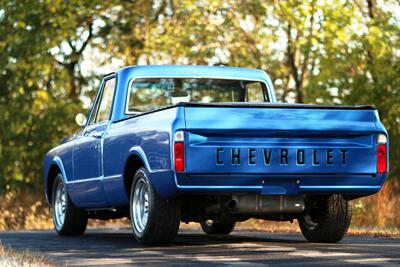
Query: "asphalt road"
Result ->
[[0, 228, 399, 266]]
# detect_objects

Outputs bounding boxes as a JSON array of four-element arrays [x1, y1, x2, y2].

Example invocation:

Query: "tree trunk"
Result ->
[[67, 62, 78, 99]]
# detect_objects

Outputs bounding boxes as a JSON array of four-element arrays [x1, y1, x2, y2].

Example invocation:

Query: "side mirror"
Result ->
[[75, 113, 87, 128]]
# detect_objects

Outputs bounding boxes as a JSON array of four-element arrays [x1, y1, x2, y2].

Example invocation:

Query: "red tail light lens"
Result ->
[[174, 142, 184, 172], [377, 144, 387, 173]]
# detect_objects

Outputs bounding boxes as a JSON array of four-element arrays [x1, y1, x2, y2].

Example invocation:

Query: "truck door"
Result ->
[[70, 75, 116, 207]]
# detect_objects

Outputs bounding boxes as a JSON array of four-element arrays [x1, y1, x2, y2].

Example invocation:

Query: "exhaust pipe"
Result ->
[[204, 195, 304, 215], [230, 195, 304, 214]]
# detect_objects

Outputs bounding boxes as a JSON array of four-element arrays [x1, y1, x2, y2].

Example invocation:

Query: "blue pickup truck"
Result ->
[[44, 65, 388, 245]]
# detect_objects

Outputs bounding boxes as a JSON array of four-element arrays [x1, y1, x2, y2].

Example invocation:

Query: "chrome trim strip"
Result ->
[[299, 185, 381, 189], [103, 174, 121, 180], [176, 184, 380, 190], [66, 174, 122, 184], [66, 176, 103, 184], [176, 185, 263, 189]]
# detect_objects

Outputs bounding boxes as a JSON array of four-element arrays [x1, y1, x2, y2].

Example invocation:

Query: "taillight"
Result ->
[[377, 134, 387, 173], [174, 131, 184, 172]]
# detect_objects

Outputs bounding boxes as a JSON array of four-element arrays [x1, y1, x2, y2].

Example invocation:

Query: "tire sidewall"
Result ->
[[52, 174, 66, 233], [298, 195, 351, 243]]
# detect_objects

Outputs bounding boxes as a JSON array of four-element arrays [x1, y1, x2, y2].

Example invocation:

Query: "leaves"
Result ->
[[0, 0, 399, 191]]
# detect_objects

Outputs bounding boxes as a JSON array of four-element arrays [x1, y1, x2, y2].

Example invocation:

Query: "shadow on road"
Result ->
[[78, 230, 307, 247], [0, 229, 399, 266]]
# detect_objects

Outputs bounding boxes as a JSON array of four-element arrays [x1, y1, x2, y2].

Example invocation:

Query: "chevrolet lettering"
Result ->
[[44, 65, 389, 245], [216, 148, 348, 166]]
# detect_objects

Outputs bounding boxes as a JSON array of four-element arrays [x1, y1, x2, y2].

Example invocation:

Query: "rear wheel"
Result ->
[[130, 168, 181, 245], [52, 174, 88, 236], [298, 195, 352, 243], [200, 217, 236, 235]]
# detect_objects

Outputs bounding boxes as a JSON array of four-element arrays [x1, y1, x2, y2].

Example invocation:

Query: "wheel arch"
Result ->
[[123, 149, 149, 199], [46, 157, 67, 204]]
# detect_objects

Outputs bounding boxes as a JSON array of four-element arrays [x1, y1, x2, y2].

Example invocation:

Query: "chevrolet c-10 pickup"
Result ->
[[44, 65, 388, 245]]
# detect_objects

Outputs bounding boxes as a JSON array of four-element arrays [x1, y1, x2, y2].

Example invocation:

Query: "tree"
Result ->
[[0, 0, 112, 190], [0, 0, 399, 193]]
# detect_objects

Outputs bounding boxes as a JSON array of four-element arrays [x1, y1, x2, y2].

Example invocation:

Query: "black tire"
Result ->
[[298, 195, 352, 243], [52, 174, 88, 236], [130, 167, 181, 245], [200, 217, 236, 235]]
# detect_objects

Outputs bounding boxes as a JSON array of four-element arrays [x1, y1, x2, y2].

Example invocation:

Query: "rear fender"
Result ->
[[127, 146, 177, 199], [127, 146, 151, 171]]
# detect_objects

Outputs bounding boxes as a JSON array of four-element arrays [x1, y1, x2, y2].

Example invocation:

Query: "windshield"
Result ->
[[126, 78, 268, 113]]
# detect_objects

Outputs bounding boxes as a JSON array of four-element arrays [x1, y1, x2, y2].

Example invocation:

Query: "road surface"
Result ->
[[0, 228, 399, 266]]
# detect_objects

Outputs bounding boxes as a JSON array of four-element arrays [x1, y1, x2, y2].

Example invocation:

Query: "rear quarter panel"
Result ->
[[102, 106, 185, 205]]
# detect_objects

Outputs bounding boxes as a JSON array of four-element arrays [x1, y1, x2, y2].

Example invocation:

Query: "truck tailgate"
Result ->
[[183, 104, 380, 175]]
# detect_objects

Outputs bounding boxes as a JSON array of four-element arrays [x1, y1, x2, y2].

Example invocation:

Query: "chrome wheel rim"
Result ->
[[54, 182, 66, 229], [132, 177, 150, 236]]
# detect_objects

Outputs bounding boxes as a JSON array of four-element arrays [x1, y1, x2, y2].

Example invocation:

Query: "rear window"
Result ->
[[126, 78, 268, 113]]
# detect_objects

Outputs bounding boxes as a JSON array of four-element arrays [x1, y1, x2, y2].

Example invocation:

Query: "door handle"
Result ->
[[90, 132, 103, 139]]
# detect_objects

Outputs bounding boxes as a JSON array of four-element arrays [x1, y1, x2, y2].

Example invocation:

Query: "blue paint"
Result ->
[[43, 65, 388, 210]]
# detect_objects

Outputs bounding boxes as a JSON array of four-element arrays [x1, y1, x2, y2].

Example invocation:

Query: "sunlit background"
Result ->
[[0, 0, 399, 232]]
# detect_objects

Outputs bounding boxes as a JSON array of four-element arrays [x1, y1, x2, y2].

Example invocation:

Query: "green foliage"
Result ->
[[0, 0, 399, 191]]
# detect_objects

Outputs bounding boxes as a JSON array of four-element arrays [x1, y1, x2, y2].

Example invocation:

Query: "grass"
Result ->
[[0, 242, 54, 267]]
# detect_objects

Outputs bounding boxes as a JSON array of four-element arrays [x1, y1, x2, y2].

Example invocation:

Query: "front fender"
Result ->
[[52, 157, 68, 183], [44, 156, 68, 203]]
